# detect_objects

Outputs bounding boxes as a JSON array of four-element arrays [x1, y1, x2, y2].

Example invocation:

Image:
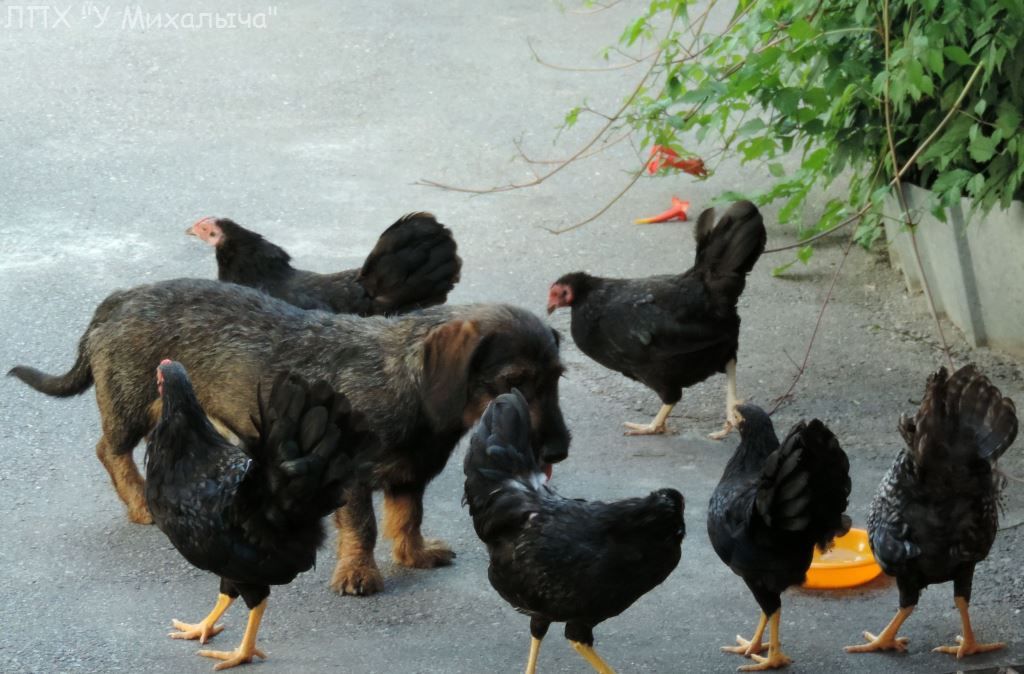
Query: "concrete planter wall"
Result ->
[[884, 184, 1024, 358]]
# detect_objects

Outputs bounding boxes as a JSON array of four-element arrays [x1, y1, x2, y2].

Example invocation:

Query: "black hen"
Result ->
[[187, 212, 461, 315], [708, 404, 851, 671], [464, 390, 684, 674], [146, 360, 375, 670], [547, 200, 766, 438], [846, 365, 1018, 659]]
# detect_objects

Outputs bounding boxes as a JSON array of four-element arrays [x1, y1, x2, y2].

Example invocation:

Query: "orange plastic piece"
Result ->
[[803, 528, 883, 589], [634, 196, 690, 224]]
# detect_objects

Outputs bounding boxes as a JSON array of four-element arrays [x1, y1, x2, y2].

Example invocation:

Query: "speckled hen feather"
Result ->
[[866, 365, 1018, 607]]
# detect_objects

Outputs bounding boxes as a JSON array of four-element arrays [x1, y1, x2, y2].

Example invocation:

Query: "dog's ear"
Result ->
[[421, 319, 483, 429]]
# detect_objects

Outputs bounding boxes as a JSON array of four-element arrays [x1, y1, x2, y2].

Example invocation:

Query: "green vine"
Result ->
[[598, 0, 1024, 273]]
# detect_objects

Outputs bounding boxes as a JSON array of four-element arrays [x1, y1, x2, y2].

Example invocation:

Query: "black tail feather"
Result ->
[[692, 200, 766, 305], [757, 417, 851, 551], [358, 213, 462, 312], [911, 364, 1018, 465], [252, 372, 376, 527]]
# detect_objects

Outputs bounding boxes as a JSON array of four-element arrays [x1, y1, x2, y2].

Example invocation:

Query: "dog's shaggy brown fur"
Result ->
[[10, 278, 570, 595]]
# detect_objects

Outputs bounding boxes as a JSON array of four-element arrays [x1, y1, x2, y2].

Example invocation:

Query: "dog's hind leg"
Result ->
[[330, 484, 384, 596], [383, 485, 455, 569], [95, 437, 151, 524]]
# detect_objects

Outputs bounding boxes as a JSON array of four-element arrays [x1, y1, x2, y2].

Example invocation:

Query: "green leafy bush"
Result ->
[[613, 0, 1023, 270]]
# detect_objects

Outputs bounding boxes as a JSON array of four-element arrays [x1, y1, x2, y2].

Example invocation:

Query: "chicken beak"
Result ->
[[187, 216, 216, 237], [546, 303, 557, 315]]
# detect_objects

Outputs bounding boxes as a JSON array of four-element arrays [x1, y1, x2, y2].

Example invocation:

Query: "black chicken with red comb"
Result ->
[[147, 360, 376, 670], [188, 212, 461, 315]]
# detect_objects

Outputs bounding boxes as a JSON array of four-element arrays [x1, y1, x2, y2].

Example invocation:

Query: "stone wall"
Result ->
[[885, 184, 1024, 358]]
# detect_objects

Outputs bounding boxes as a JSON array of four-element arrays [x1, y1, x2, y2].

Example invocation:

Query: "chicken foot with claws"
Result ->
[[169, 593, 233, 644], [722, 611, 768, 657]]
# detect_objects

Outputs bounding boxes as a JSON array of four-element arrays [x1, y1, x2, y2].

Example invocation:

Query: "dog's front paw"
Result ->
[[330, 561, 384, 596], [394, 538, 456, 568], [128, 504, 153, 525]]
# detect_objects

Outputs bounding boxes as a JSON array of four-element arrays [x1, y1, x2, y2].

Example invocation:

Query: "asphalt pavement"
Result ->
[[2, 1, 1022, 673]]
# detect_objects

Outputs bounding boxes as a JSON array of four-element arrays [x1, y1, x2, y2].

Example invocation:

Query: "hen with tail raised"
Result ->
[[188, 212, 461, 315], [846, 365, 1018, 659], [547, 201, 766, 438]]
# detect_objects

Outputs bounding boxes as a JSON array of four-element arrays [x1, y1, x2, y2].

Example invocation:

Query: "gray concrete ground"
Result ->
[[1, 2, 1022, 673]]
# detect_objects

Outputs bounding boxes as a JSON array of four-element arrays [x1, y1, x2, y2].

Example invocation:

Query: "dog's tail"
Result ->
[[9, 338, 93, 397], [7, 295, 111, 397]]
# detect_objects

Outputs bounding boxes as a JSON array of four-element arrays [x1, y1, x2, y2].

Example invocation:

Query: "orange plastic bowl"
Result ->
[[803, 528, 883, 589]]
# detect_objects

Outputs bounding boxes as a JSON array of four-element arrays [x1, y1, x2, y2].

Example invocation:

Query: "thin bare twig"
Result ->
[[569, 0, 624, 15], [765, 58, 986, 254], [669, 0, 722, 63], [768, 233, 857, 414], [527, 38, 653, 72], [905, 228, 955, 367], [542, 167, 646, 234], [416, 13, 677, 195], [512, 131, 631, 166], [609, 46, 646, 63], [899, 62, 985, 172], [766, 4, 987, 409], [577, 105, 617, 121], [764, 210, 868, 253], [881, 0, 954, 370]]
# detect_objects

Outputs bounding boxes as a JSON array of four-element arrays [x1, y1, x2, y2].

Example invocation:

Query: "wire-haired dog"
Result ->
[[10, 278, 571, 595]]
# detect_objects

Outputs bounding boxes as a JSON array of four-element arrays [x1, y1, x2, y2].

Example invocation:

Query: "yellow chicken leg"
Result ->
[[197, 599, 268, 670], [525, 636, 542, 674], [624, 404, 673, 435], [932, 596, 1004, 658], [170, 593, 233, 644], [844, 605, 914, 653], [709, 360, 741, 440], [739, 610, 792, 671], [722, 611, 769, 656], [570, 641, 617, 674]]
